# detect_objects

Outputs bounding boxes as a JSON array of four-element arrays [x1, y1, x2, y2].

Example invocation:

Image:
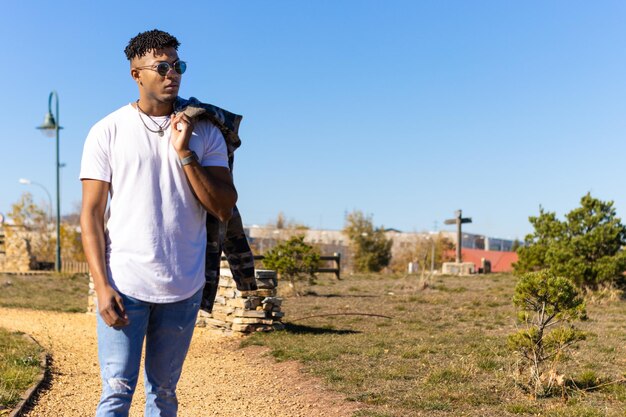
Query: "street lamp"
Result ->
[[18, 178, 53, 222], [36, 91, 62, 272]]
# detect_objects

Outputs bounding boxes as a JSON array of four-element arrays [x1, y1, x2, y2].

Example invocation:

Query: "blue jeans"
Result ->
[[95, 288, 202, 417]]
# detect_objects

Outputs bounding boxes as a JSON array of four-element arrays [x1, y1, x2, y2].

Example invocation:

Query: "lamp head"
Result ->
[[37, 112, 58, 138]]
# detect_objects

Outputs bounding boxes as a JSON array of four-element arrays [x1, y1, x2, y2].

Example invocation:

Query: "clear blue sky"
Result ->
[[2, 1, 625, 240]]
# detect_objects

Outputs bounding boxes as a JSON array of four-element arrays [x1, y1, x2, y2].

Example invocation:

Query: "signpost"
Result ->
[[444, 210, 472, 263]]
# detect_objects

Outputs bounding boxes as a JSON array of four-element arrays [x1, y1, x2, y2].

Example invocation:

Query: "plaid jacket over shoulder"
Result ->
[[175, 97, 258, 313]]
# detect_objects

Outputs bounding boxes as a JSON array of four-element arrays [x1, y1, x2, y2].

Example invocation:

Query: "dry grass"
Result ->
[[0, 273, 88, 313], [1, 272, 624, 415], [242, 273, 626, 416]]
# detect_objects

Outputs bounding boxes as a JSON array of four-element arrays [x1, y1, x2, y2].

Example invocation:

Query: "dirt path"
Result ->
[[0, 307, 361, 417]]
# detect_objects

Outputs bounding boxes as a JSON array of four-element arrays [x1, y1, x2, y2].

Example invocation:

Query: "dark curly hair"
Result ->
[[124, 29, 180, 61]]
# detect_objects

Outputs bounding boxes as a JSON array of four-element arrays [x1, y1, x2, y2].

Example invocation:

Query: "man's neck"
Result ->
[[136, 97, 174, 117]]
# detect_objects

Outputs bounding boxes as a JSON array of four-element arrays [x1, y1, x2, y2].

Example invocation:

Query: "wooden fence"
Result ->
[[62, 261, 90, 274], [317, 253, 342, 279], [223, 252, 342, 280]]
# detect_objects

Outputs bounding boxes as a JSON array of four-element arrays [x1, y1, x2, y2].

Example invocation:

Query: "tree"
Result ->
[[8, 192, 53, 264], [343, 210, 392, 273], [508, 270, 587, 398], [514, 193, 626, 288], [271, 212, 309, 231], [8, 192, 47, 229], [275, 211, 286, 229], [7, 193, 86, 266], [262, 235, 320, 295], [60, 223, 87, 263]]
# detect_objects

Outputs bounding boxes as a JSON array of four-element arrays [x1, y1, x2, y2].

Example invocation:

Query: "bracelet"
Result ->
[[180, 151, 199, 166]]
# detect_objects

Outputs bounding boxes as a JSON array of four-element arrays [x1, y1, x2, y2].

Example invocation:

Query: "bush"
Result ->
[[508, 270, 587, 397], [343, 211, 392, 273], [262, 235, 320, 295]]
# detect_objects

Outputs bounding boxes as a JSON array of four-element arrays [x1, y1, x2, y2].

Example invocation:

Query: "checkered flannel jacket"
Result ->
[[175, 97, 258, 313]]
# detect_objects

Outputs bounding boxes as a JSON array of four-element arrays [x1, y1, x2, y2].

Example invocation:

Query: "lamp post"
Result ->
[[36, 91, 62, 272], [18, 178, 53, 223]]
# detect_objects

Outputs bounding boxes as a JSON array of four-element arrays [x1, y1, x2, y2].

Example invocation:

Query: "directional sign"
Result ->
[[444, 210, 472, 263]]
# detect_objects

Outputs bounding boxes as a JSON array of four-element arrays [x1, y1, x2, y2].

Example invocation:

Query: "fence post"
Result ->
[[334, 252, 341, 280]]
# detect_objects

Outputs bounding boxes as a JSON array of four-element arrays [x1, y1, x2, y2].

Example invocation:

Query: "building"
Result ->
[[244, 225, 518, 273]]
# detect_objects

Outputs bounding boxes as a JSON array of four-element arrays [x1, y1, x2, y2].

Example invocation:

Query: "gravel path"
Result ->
[[0, 307, 361, 417]]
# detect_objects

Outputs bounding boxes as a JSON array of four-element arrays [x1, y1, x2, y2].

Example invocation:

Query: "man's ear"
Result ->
[[131, 68, 141, 83]]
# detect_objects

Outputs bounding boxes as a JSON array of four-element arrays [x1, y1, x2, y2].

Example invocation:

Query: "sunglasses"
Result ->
[[134, 60, 187, 76]]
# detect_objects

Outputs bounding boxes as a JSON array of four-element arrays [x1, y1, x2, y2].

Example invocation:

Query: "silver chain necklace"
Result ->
[[136, 100, 171, 137]]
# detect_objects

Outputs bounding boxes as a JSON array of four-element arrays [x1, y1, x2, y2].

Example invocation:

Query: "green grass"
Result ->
[[240, 273, 626, 416], [0, 273, 88, 312], [0, 328, 44, 411]]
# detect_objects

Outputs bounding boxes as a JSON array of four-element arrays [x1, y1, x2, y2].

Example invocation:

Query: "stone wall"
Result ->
[[0, 227, 35, 272]]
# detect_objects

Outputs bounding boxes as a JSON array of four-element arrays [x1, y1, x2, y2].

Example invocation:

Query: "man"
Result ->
[[80, 29, 237, 417]]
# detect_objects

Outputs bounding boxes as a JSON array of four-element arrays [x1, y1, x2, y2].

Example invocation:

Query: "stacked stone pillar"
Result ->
[[196, 269, 284, 334]]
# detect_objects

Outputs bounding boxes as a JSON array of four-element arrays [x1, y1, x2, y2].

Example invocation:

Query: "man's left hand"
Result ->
[[170, 112, 194, 156]]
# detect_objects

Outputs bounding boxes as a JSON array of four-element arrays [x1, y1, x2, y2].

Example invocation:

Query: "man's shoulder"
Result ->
[[194, 118, 224, 141], [91, 104, 133, 130]]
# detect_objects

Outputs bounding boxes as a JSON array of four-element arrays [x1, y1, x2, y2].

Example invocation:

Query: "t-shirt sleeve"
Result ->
[[197, 121, 229, 168], [79, 123, 112, 182]]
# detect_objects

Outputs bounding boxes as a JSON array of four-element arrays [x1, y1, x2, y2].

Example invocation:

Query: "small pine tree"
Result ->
[[262, 235, 320, 295], [508, 270, 587, 397]]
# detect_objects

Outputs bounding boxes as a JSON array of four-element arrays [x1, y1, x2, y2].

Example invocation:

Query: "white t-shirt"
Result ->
[[80, 104, 229, 303]]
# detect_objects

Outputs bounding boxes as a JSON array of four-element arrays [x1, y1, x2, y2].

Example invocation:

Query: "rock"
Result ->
[[262, 297, 283, 307], [234, 309, 268, 319], [201, 269, 281, 334], [255, 289, 277, 297], [226, 297, 261, 310], [232, 318, 274, 325]]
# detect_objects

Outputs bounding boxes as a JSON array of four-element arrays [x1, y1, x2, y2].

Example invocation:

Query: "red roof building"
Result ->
[[458, 248, 518, 273]]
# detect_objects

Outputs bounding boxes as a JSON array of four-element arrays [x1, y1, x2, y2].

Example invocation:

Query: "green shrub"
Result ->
[[262, 235, 320, 295], [515, 193, 626, 289], [508, 270, 587, 397]]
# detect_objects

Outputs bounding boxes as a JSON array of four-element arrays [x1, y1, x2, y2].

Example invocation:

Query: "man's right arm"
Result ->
[[80, 179, 129, 327]]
